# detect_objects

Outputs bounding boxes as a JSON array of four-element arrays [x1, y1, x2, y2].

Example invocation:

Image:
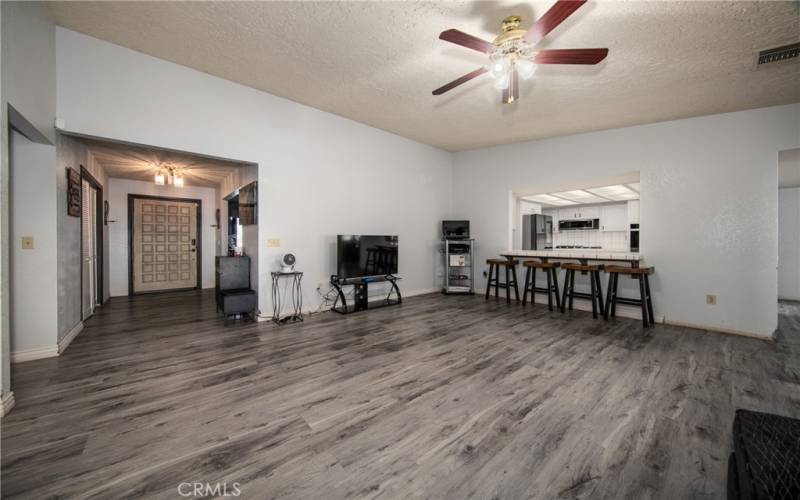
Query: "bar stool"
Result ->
[[561, 263, 605, 319], [485, 258, 519, 303], [522, 260, 561, 311], [604, 266, 655, 328]]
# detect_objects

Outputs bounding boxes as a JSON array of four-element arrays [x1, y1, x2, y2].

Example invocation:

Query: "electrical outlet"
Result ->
[[706, 294, 716, 305], [21, 236, 34, 250], [266, 238, 280, 248]]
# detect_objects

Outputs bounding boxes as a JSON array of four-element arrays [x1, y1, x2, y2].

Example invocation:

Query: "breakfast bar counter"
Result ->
[[500, 249, 642, 264]]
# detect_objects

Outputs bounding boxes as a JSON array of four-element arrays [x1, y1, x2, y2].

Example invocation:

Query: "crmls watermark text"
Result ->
[[178, 482, 242, 497]]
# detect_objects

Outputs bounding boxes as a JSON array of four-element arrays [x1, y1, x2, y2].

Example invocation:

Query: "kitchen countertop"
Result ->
[[501, 249, 642, 261]]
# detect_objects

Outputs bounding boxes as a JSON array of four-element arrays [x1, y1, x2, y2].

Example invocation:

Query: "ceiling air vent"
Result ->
[[755, 42, 800, 68]]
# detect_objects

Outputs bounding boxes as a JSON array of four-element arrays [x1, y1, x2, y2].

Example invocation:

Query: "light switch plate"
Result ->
[[267, 238, 281, 248], [21, 236, 34, 250]]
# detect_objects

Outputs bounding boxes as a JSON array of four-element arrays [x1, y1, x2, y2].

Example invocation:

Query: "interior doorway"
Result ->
[[128, 194, 201, 295], [81, 166, 104, 319]]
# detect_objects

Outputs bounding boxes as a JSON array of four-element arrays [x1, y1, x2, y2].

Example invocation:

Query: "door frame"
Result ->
[[127, 194, 202, 296], [80, 166, 104, 314]]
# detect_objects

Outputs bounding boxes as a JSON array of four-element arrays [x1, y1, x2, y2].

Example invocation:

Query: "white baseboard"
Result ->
[[11, 345, 58, 363], [1, 391, 15, 417], [662, 318, 773, 341], [11, 321, 84, 363], [58, 321, 84, 354]]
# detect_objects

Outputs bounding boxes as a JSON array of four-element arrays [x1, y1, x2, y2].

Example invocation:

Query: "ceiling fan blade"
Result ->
[[502, 68, 520, 104], [439, 29, 496, 54], [534, 48, 608, 64], [524, 0, 587, 45], [432, 67, 488, 95]]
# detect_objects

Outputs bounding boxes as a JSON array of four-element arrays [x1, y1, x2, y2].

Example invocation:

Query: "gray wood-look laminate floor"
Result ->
[[2, 290, 799, 499]]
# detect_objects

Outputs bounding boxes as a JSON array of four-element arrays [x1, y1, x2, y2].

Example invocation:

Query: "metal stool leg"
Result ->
[[552, 268, 561, 310], [494, 264, 500, 299], [546, 268, 553, 311], [604, 272, 615, 320], [505, 266, 510, 303], [595, 270, 605, 318], [590, 271, 598, 319], [610, 273, 619, 317], [511, 265, 519, 302], [522, 266, 531, 305], [645, 274, 655, 326], [560, 269, 569, 312], [638, 274, 649, 328], [485, 263, 494, 300]]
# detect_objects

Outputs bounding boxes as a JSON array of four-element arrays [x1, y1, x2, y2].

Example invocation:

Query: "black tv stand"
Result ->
[[330, 274, 402, 314]]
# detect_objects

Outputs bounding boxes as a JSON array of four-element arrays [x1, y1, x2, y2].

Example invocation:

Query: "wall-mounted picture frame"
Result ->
[[66, 167, 81, 217]]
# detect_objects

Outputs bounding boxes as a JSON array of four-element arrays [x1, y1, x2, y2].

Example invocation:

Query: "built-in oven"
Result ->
[[630, 223, 639, 252], [558, 218, 600, 231]]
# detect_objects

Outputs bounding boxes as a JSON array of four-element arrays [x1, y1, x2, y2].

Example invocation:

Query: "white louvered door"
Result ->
[[81, 180, 98, 318]]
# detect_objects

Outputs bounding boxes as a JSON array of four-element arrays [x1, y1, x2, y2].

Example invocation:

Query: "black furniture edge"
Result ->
[[330, 274, 402, 314], [215, 256, 257, 323]]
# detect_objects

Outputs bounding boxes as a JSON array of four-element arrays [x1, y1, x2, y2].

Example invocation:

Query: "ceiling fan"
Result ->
[[432, 0, 608, 104]]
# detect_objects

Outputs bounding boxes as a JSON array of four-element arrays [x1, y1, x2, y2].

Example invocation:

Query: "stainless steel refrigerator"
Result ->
[[522, 214, 553, 250]]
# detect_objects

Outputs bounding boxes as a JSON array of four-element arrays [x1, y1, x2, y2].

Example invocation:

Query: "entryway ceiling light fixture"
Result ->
[[154, 164, 185, 187]]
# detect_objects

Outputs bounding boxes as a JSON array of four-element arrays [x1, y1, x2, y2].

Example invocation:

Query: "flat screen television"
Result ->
[[442, 220, 470, 239], [337, 235, 398, 279]]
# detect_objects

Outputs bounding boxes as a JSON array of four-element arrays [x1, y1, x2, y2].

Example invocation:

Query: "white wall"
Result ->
[[454, 104, 800, 338], [56, 28, 454, 316], [779, 187, 800, 301], [107, 178, 219, 296], [1, 2, 56, 404], [9, 129, 58, 355]]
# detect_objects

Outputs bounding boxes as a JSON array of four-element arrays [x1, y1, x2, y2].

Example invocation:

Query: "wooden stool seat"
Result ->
[[487, 258, 518, 266], [561, 262, 605, 319], [523, 260, 560, 270], [562, 263, 604, 273], [522, 260, 561, 310], [485, 258, 519, 303], [604, 266, 655, 328], [604, 265, 654, 275]]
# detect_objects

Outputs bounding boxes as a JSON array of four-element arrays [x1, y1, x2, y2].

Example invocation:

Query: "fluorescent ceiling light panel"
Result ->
[[552, 190, 609, 204], [586, 184, 640, 201], [523, 194, 577, 205]]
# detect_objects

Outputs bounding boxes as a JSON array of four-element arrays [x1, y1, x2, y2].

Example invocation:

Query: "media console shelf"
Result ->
[[330, 274, 402, 314]]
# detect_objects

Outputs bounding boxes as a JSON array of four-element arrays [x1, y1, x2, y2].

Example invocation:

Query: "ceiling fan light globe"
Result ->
[[488, 57, 509, 78], [493, 73, 510, 90], [517, 59, 536, 80]]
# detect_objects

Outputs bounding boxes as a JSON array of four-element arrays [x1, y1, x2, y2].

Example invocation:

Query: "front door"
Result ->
[[130, 196, 199, 294]]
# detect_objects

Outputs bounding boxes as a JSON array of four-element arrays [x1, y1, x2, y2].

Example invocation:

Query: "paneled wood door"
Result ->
[[129, 195, 201, 294]]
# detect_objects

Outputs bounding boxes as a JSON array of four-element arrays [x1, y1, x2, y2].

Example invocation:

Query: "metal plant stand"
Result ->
[[271, 271, 303, 325]]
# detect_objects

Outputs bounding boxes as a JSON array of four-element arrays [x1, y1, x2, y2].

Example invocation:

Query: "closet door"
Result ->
[[82, 180, 97, 318]]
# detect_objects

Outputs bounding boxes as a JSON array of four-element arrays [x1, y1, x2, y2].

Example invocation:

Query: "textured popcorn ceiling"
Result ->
[[75, 136, 254, 188], [47, 1, 800, 152]]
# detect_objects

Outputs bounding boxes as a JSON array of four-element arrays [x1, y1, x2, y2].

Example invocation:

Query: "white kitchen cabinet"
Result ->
[[628, 200, 640, 224], [579, 206, 600, 219], [600, 204, 627, 231], [559, 206, 599, 220]]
